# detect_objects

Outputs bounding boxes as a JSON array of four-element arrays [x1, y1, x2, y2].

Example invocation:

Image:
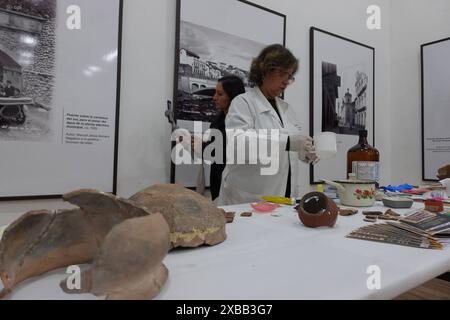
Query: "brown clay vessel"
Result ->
[[297, 192, 338, 228]]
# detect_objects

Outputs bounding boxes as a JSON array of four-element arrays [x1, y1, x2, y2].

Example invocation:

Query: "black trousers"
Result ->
[[210, 163, 225, 201]]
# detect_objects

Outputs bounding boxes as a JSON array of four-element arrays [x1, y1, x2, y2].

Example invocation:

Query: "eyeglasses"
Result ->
[[276, 69, 295, 84]]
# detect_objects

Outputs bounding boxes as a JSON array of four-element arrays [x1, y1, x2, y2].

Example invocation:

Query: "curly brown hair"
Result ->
[[249, 44, 299, 87]]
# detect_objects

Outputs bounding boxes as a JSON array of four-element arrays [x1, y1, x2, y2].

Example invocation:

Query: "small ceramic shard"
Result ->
[[378, 215, 399, 221], [224, 212, 235, 223], [362, 211, 383, 216], [339, 208, 358, 216], [240, 212, 253, 217], [385, 209, 400, 217]]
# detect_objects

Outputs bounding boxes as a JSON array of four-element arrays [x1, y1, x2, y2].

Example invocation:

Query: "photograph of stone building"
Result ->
[[176, 21, 263, 122], [322, 61, 368, 135], [0, 0, 56, 141]]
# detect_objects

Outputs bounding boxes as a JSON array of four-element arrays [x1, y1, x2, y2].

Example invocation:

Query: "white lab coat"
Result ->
[[216, 87, 303, 206]]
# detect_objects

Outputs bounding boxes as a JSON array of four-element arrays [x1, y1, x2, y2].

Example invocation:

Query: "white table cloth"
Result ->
[[0, 201, 449, 300]]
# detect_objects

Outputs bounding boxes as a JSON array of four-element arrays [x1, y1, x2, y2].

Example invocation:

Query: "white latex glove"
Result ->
[[172, 128, 192, 151], [305, 151, 320, 165], [289, 134, 320, 164]]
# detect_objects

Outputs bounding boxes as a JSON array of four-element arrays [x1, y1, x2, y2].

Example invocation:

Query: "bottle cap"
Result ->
[[359, 130, 368, 138]]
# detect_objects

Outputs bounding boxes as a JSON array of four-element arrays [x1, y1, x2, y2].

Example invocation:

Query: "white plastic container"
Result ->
[[314, 132, 337, 160]]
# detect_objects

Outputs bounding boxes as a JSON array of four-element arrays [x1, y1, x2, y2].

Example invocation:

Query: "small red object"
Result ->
[[424, 199, 444, 212]]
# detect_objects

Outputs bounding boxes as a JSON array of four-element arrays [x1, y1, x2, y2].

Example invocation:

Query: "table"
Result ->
[[1, 201, 449, 300]]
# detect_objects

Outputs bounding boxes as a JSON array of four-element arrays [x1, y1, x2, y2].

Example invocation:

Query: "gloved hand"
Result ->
[[289, 134, 320, 164], [304, 151, 320, 165], [172, 128, 192, 151]]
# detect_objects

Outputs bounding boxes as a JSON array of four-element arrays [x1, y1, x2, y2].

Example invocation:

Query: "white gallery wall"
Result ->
[[0, 0, 448, 216], [117, 0, 176, 197], [390, 0, 450, 185]]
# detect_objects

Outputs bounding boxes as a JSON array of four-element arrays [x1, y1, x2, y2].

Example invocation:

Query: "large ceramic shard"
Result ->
[[61, 214, 170, 300], [130, 184, 227, 248], [62, 189, 149, 242], [0, 189, 166, 299], [0, 209, 98, 298]]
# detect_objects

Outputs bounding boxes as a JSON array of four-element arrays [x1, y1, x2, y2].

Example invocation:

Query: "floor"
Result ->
[[395, 277, 450, 300]]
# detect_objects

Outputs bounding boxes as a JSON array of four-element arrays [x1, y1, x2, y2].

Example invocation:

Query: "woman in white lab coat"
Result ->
[[216, 44, 318, 205]]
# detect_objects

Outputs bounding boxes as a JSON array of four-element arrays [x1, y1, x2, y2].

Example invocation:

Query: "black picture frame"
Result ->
[[310, 27, 375, 184], [421, 36, 450, 181], [171, 0, 286, 185], [0, 0, 123, 200]]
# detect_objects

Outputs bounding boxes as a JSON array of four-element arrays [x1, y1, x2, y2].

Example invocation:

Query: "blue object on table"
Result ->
[[380, 184, 414, 192]]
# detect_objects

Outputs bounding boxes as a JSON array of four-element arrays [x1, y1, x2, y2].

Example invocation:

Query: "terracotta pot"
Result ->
[[297, 192, 338, 228]]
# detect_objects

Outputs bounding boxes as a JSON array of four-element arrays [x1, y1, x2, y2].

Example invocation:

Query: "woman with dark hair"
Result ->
[[217, 44, 318, 205], [206, 75, 245, 200]]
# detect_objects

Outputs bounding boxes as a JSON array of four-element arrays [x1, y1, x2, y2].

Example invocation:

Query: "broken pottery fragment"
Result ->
[[362, 211, 383, 216], [0, 189, 169, 299], [384, 209, 400, 217], [224, 212, 235, 223], [364, 216, 377, 223], [61, 214, 170, 300], [240, 211, 253, 217], [0, 208, 97, 298], [129, 184, 226, 249], [338, 208, 358, 216], [377, 214, 400, 221]]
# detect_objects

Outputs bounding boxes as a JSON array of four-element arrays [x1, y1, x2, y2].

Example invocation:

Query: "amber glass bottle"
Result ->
[[347, 130, 380, 182]]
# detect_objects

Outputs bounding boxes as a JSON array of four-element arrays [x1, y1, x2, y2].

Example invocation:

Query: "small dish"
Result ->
[[382, 197, 413, 208], [250, 201, 280, 212]]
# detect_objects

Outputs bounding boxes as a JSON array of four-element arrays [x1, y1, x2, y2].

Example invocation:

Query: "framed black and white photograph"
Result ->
[[421, 37, 450, 181], [310, 27, 375, 184], [0, 0, 122, 199], [172, 0, 285, 186]]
